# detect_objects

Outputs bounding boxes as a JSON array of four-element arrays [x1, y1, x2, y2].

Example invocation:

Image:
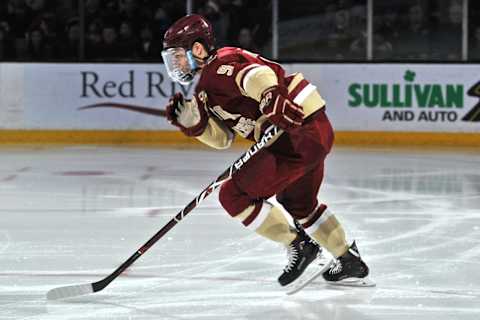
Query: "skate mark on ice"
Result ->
[[147, 235, 275, 291], [355, 303, 480, 314], [0, 231, 11, 254]]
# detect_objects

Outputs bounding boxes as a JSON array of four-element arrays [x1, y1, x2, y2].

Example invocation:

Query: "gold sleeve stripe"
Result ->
[[195, 117, 234, 149], [287, 73, 305, 93], [302, 91, 326, 118], [242, 66, 278, 101], [235, 63, 261, 96], [236, 65, 278, 101], [242, 65, 263, 89], [293, 83, 317, 105], [286, 72, 326, 118]]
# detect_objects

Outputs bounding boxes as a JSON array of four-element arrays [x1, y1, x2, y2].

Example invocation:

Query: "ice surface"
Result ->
[[0, 145, 479, 319]]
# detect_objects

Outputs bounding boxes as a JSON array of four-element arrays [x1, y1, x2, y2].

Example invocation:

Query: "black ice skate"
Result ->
[[322, 241, 375, 287], [278, 232, 319, 288]]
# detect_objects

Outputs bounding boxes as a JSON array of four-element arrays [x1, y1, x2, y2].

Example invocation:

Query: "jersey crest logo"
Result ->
[[232, 117, 256, 137], [210, 105, 256, 138]]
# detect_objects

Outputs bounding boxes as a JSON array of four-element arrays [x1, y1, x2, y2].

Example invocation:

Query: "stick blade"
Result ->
[[46, 283, 94, 300]]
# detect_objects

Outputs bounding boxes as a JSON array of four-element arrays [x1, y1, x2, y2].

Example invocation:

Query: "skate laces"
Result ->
[[284, 244, 299, 273], [328, 259, 343, 275]]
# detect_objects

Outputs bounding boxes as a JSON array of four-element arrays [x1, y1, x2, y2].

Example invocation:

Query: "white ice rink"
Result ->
[[0, 145, 479, 320]]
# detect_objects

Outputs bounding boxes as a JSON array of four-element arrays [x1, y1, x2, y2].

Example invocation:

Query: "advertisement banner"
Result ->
[[1, 63, 187, 130], [0, 63, 479, 132], [289, 64, 480, 132]]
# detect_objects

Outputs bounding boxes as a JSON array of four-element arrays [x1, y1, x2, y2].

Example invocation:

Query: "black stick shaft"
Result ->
[[79, 103, 167, 117], [92, 126, 281, 292]]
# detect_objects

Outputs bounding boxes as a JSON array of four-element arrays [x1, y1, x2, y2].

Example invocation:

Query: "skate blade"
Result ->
[[326, 277, 376, 287], [285, 257, 331, 295]]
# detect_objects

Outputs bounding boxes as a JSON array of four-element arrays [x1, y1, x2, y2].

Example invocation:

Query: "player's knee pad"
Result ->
[[299, 204, 349, 257], [219, 179, 252, 217]]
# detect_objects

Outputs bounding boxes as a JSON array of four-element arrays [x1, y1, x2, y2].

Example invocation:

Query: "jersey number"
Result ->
[[217, 65, 234, 76]]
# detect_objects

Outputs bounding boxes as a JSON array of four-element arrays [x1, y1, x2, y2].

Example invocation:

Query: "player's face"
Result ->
[[161, 47, 197, 85], [172, 50, 189, 73]]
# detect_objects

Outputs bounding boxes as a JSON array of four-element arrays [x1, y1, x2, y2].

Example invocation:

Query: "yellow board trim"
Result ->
[[335, 131, 480, 148], [0, 130, 195, 146], [0, 130, 479, 148]]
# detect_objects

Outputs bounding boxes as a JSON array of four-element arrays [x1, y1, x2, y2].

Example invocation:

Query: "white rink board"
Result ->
[[0, 63, 479, 132], [0, 63, 180, 130], [286, 63, 480, 132]]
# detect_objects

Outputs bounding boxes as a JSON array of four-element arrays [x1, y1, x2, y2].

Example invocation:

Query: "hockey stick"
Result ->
[[46, 125, 282, 300], [78, 102, 167, 117]]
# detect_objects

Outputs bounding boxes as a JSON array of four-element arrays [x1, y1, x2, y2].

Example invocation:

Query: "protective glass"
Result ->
[[161, 47, 198, 85]]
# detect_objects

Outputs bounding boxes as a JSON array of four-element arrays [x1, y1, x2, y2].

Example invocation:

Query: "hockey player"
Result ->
[[162, 14, 372, 290]]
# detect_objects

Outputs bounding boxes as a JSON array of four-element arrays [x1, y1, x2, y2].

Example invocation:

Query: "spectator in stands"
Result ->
[[137, 24, 161, 60], [85, 0, 102, 27], [394, 3, 431, 60], [118, 20, 137, 58], [59, 18, 79, 60], [0, 22, 15, 60], [25, 0, 45, 11], [374, 11, 400, 48], [199, 0, 227, 46], [7, 0, 32, 39], [118, 0, 144, 34], [225, 0, 248, 45], [0, 3, 7, 17], [235, 27, 258, 53], [25, 0, 48, 17], [325, 8, 354, 59], [1, 0, 474, 63], [470, 26, 480, 61], [433, 0, 462, 60], [98, 25, 121, 60], [30, 12, 58, 46], [349, 31, 393, 60], [350, 4, 367, 48], [102, 0, 121, 27], [25, 27, 54, 60], [85, 19, 102, 60], [152, 7, 170, 38]]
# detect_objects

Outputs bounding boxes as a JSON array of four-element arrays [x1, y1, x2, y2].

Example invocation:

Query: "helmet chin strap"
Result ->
[[189, 41, 213, 70], [192, 54, 208, 69]]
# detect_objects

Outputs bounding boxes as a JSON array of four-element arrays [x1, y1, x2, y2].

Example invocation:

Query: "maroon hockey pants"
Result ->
[[219, 109, 334, 220]]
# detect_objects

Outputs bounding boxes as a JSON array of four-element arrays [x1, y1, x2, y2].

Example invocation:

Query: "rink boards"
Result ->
[[0, 63, 479, 146]]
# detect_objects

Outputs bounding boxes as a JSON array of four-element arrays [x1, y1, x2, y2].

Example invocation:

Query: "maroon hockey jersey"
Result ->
[[194, 47, 326, 142]]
